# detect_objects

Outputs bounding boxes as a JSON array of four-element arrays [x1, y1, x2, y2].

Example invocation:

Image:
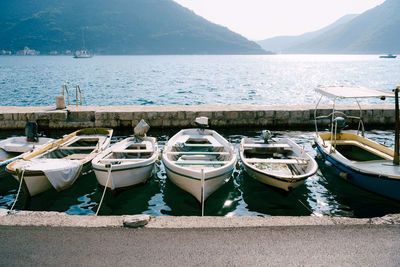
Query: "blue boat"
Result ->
[[313, 85, 400, 201]]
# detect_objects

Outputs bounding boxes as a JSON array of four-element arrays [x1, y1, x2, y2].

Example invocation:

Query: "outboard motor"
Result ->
[[332, 117, 346, 133], [25, 121, 39, 142], [261, 130, 273, 143], [134, 119, 150, 141], [195, 117, 209, 129]]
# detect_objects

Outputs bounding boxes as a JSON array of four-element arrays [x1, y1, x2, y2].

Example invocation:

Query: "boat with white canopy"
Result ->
[[162, 117, 237, 213], [313, 85, 400, 201], [6, 128, 113, 198], [240, 131, 317, 191]]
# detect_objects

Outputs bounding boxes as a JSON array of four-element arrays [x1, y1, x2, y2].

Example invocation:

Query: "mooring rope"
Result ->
[[96, 164, 112, 216], [9, 168, 25, 212], [201, 168, 205, 217]]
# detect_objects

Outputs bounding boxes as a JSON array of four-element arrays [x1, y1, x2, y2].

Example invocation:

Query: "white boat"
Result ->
[[6, 128, 113, 197], [73, 28, 92, 58], [0, 136, 53, 168], [240, 132, 318, 191], [313, 85, 400, 201], [162, 117, 237, 204], [92, 120, 159, 191], [73, 50, 92, 58]]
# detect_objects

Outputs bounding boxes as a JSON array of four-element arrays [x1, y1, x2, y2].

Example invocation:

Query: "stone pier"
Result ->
[[0, 104, 395, 130]]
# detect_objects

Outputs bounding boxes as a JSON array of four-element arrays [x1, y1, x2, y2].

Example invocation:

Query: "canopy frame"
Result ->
[[314, 85, 399, 165]]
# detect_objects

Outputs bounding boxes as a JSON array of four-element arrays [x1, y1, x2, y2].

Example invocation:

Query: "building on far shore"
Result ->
[[17, 46, 40, 55], [1, 50, 12, 55]]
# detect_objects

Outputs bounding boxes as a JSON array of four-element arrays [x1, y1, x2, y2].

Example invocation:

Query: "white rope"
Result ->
[[9, 168, 25, 212], [201, 168, 205, 217], [96, 165, 112, 216]]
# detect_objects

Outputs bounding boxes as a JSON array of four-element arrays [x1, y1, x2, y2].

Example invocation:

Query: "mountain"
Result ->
[[287, 0, 400, 54], [257, 14, 358, 53], [0, 0, 267, 55], [258, 0, 400, 54]]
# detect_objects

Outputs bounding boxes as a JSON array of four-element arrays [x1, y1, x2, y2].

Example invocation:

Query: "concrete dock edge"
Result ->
[[0, 104, 395, 130], [1, 210, 399, 228]]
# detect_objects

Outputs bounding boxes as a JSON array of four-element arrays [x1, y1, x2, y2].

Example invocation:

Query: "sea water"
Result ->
[[0, 55, 399, 106]]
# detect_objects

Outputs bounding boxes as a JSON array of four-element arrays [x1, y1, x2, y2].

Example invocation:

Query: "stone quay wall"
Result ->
[[0, 104, 395, 130]]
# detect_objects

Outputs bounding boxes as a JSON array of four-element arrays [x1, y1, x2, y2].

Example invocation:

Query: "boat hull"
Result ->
[[242, 165, 306, 191], [162, 128, 237, 203], [6, 128, 113, 197], [315, 140, 400, 201], [163, 161, 234, 202], [93, 163, 155, 190]]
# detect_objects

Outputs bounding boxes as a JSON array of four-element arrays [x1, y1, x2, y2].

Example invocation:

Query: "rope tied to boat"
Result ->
[[9, 168, 26, 212], [96, 164, 113, 216]]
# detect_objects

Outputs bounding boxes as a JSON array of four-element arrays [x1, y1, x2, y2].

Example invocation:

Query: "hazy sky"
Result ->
[[173, 0, 386, 40]]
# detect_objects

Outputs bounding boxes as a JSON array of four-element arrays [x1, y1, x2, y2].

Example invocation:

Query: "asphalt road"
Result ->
[[0, 225, 399, 266]]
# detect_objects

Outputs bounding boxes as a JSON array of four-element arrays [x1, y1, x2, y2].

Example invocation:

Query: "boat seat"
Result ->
[[64, 154, 88, 160], [174, 161, 229, 166], [179, 144, 224, 149], [113, 149, 153, 154], [243, 143, 290, 149], [167, 151, 229, 156], [99, 158, 145, 163], [245, 158, 309, 165], [58, 146, 97, 150]]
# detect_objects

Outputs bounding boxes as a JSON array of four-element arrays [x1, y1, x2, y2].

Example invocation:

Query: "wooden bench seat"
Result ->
[[174, 161, 229, 166], [245, 158, 308, 165], [243, 143, 291, 149]]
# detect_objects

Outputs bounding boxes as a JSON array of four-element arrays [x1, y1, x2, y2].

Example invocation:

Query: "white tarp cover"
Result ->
[[23, 158, 83, 191], [316, 86, 394, 99]]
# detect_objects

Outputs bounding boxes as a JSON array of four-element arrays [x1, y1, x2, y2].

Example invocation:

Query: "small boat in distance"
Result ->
[[6, 128, 113, 197], [379, 54, 397, 58], [73, 27, 92, 58], [162, 117, 237, 209], [73, 50, 92, 58], [240, 131, 317, 191], [313, 85, 400, 201], [92, 120, 159, 191]]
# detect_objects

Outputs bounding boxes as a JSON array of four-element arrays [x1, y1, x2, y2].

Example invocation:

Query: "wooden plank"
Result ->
[[243, 143, 290, 149], [113, 149, 153, 154], [176, 144, 224, 149], [167, 151, 229, 156], [245, 158, 308, 165], [64, 154, 88, 160], [175, 161, 228, 166], [58, 146, 97, 150], [99, 158, 144, 162]]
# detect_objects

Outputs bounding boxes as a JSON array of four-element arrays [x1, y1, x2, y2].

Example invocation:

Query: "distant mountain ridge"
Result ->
[[0, 0, 267, 55], [258, 0, 400, 54], [257, 14, 358, 52]]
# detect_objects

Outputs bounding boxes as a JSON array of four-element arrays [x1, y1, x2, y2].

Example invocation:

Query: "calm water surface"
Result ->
[[0, 55, 399, 106], [1, 129, 399, 217]]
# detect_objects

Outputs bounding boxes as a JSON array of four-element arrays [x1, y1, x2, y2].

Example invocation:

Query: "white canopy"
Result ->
[[316, 86, 394, 99]]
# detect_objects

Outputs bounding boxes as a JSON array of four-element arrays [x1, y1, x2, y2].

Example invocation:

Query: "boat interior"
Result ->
[[167, 135, 231, 169], [41, 136, 106, 160], [242, 140, 308, 176], [102, 140, 155, 163], [319, 132, 393, 162]]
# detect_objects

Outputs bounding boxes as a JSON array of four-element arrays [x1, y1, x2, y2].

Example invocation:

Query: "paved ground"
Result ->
[[1, 224, 399, 266]]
